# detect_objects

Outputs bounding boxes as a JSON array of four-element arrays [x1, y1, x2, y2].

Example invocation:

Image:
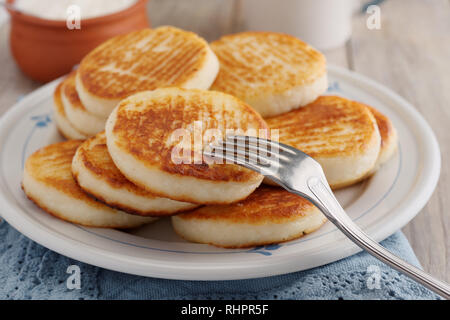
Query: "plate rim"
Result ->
[[0, 65, 441, 280]]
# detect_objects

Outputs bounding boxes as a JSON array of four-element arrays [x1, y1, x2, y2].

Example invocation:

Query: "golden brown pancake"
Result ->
[[72, 132, 198, 216], [22, 140, 155, 228], [265, 96, 381, 189], [172, 186, 327, 248], [105, 87, 268, 204], [53, 82, 88, 140], [61, 72, 107, 136], [210, 31, 328, 117], [76, 26, 219, 117], [366, 106, 398, 170]]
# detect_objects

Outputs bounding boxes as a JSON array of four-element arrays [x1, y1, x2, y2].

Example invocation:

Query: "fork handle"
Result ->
[[302, 176, 450, 299]]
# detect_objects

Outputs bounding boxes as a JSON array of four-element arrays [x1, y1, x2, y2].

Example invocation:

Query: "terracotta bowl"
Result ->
[[7, 0, 150, 83]]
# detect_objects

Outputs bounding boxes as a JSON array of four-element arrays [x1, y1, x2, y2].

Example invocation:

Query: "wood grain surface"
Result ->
[[0, 0, 448, 282]]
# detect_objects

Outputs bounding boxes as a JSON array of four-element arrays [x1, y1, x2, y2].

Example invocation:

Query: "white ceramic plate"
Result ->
[[0, 65, 440, 280]]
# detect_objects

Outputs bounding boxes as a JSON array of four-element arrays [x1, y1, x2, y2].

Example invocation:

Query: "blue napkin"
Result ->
[[0, 219, 441, 300]]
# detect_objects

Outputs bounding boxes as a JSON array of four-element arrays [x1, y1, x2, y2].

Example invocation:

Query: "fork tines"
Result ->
[[204, 135, 293, 169]]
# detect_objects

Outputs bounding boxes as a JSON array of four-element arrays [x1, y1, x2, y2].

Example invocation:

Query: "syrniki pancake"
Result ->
[[367, 106, 398, 172], [53, 82, 88, 140], [265, 96, 381, 189], [76, 26, 220, 117], [72, 132, 198, 216], [22, 140, 156, 228], [105, 87, 268, 204], [172, 186, 327, 248], [61, 73, 107, 136], [210, 31, 328, 117]]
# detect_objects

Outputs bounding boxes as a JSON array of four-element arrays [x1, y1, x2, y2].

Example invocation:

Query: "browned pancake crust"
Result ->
[[54, 78, 86, 140], [62, 72, 86, 111], [265, 96, 377, 158], [24, 140, 106, 209], [178, 186, 317, 225], [112, 88, 268, 182], [366, 106, 395, 152], [78, 27, 211, 100], [74, 133, 193, 216], [53, 82, 65, 115], [54, 81, 72, 137], [75, 133, 151, 196], [210, 31, 326, 98]]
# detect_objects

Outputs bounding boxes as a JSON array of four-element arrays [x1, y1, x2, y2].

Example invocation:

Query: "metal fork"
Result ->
[[204, 135, 450, 299]]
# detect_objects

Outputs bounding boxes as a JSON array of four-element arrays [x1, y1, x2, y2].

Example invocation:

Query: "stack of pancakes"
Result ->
[[23, 28, 397, 248]]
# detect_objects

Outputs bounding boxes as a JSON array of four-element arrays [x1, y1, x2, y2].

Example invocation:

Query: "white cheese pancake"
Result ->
[[53, 82, 88, 140], [105, 87, 268, 204], [76, 26, 219, 117], [61, 72, 107, 136], [265, 96, 381, 189], [210, 31, 327, 117], [72, 132, 198, 216], [22, 140, 156, 228], [172, 186, 327, 248]]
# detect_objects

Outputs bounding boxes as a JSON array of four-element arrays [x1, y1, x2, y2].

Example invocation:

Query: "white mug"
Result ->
[[240, 0, 357, 50]]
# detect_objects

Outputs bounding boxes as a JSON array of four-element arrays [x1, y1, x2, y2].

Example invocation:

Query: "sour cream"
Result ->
[[14, 0, 138, 20]]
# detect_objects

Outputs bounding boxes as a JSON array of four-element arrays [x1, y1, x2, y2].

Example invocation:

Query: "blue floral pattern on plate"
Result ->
[[248, 244, 282, 256]]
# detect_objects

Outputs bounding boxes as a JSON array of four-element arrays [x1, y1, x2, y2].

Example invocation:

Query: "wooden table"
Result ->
[[0, 0, 448, 283]]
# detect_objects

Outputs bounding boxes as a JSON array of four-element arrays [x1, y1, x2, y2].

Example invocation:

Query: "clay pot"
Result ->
[[7, 0, 150, 83]]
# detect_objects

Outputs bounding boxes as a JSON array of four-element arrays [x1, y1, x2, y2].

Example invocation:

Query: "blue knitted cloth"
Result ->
[[0, 219, 441, 300]]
